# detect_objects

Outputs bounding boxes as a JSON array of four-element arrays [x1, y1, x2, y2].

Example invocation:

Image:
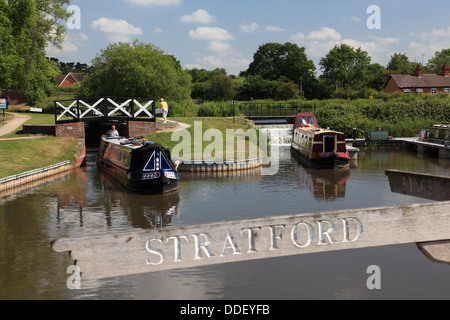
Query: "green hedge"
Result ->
[[315, 97, 450, 138], [197, 101, 240, 117]]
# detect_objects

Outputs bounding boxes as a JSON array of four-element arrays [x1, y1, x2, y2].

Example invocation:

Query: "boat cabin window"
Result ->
[[298, 116, 316, 126]]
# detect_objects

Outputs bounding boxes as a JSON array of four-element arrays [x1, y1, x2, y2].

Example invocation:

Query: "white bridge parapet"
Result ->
[[55, 97, 155, 122]]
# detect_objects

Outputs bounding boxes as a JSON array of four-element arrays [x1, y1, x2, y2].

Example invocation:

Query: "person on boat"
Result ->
[[160, 98, 169, 124], [105, 125, 119, 137]]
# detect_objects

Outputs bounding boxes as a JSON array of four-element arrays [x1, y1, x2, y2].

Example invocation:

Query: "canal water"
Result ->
[[0, 144, 449, 300]]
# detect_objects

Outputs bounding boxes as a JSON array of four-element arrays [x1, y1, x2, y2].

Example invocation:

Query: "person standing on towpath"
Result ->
[[160, 98, 169, 124]]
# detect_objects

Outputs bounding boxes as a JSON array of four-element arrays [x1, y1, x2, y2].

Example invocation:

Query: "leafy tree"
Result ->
[[242, 42, 316, 98], [82, 41, 191, 102], [0, 2, 16, 89], [206, 74, 235, 101], [188, 68, 227, 83], [386, 53, 416, 74], [319, 44, 371, 92], [274, 81, 300, 100], [426, 49, 450, 74], [188, 68, 231, 100], [367, 63, 389, 91], [236, 75, 277, 100], [1, 0, 70, 104]]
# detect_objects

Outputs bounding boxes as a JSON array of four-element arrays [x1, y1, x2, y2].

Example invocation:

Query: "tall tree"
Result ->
[[426, 49, 450, 74], [1, 0, 71, 103], [386, 53, 416, 74], [319, 44, 371, 91], [0, 1, 16, 89], [82, 41, 191, 101], [242, 42, 316, 98]]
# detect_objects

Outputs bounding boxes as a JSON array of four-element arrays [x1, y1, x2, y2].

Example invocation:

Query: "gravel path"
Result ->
[[0, 113, 31, 138]]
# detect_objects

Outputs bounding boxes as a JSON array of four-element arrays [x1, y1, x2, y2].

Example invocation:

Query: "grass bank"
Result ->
[[0, 111, 79, 179], [148, 117, 262, 161], [0, 137, 78, 179]]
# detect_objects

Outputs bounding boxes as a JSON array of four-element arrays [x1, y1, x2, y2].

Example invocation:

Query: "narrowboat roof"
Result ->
[[102, 136, 157, 149], [294, 126, 344, 135]]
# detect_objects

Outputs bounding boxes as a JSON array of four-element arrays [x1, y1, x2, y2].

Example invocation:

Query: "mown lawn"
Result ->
[[147, 117, 263, 161], [0, 112, 79, 178], [0, 137, 79, 178]]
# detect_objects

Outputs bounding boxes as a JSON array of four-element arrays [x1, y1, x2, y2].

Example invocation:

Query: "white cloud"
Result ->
[[46, 33, 89, 55], [181, 9, 215, 24], [265, 26, 284, 32], [189, 27, 235, 41], [201, 55, 250, 75], [153, 28, 164, 33], [290, 27, 399, 65], [91, 18, 143, 42], [91, 18, 143, 36], [122, 0, 181, 6], [207, 41, 231, 52], [343, 16, 362, 23], [307, 26, 341, 42], [410, 27, 450, 40], [185, 63, 205, 70], [408, 27, 450, 61], [240, 22, 258, 33]]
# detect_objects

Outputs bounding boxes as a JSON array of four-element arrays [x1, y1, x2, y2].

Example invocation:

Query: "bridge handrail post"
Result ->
[[54, 101, 57, 124], [76, 99, 80, 121], [131, 99, 135, 119], [103, 97, 108, 121], [152, 99, 156, 123]]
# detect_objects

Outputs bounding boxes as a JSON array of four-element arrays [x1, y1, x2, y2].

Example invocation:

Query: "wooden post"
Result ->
[[52, 201, 450, 280], [385, 169, 450, 201]]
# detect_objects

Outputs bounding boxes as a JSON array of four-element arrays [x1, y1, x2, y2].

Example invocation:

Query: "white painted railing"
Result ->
[[55, 97, 155, 122]]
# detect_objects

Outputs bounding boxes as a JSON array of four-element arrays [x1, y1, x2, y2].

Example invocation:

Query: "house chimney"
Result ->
[[442, 65, 450, 77], [415, 65, 422, 77]]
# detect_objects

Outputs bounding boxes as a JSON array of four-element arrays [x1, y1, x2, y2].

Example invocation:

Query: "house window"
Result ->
[[431, 88, 438, 94], [444, 88, 450, 93], [403, 89, 410, 93], [416, 88, 423, 93]]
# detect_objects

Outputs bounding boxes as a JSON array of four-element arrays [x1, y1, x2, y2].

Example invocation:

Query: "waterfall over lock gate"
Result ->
[[256, 124, 294, 146]]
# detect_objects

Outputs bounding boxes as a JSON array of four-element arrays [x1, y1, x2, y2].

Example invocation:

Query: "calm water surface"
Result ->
[[0, 145, 449, 300]]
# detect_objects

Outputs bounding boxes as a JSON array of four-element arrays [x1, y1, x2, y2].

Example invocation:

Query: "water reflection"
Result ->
[[1, 147, 450, 299], [294, 162, 350, 200], [100, 171, 181, 229], [55, 167, 182, 230]]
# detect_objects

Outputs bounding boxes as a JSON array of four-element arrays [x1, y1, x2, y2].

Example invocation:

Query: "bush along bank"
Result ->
[[314, 97, 450, 139]]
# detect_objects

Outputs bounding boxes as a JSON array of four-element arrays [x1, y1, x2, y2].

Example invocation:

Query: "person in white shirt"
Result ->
[[105, 125, 119, 137]]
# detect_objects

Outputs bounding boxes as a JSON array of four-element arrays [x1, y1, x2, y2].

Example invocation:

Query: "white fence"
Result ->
[[55, 97, 156, 122]]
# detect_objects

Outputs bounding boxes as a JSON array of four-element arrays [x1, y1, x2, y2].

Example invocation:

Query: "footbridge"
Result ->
[[240, 102, 316, 125], [54, 97, 158, 143]]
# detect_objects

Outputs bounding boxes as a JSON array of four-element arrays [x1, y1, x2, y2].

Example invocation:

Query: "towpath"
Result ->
[[0, 113, 31, 139]]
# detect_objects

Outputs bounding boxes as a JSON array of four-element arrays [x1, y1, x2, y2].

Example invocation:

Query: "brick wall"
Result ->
[[384, 77, 400, 94], [22, 124, 55, 135], [126, 121, 156, 138], [55, 122, 85, 139]]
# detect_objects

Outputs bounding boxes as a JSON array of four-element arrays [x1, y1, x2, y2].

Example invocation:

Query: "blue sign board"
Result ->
[[0, 98, 7, 110]]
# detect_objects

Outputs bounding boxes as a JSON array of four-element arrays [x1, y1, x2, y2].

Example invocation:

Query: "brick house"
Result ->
[[55, 72, 88, 87], [384, 65, 450, 95]]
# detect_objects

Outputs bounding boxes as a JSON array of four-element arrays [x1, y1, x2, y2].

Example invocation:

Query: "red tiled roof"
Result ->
[[390, 74, 450, 88], [56, 72, 88, 86]]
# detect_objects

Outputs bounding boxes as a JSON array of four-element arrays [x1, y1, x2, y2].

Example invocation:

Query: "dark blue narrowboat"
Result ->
[[97, 136, 179, 194]]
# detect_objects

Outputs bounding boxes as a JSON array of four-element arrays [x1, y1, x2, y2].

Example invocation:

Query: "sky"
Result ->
[[46, 0, 450, 76]]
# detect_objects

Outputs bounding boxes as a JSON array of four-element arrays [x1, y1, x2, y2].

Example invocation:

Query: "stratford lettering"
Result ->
[[145, 217, 363, 266]]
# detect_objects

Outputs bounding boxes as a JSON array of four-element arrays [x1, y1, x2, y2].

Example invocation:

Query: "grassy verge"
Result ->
[[0, 137, 78, 179], [147, 117, 262, 161]]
